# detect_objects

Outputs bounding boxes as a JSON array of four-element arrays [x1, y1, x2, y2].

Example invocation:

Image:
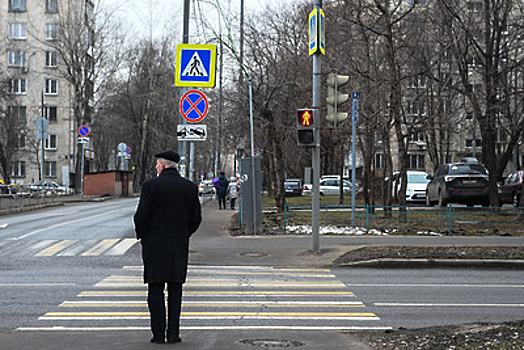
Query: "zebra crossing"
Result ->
[[19, 265, 391, 331], [0, 238, 139, 257]]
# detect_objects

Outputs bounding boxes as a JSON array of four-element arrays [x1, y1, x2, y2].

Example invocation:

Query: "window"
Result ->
[[45, 106, 58, 122], [17, 134, 26, 149], [409, 0, 427, 5], [8, 0, 26, 12], [8, 23, 27, 39], [45, 51, 58, 67], [8, 51, 27, 67], [45, 79, 58, 95], [407, 100, 426, 115], [408, 154, 425, 169], [375, 154, 385, 169], [11, 161, 26, 177], [409, 131, 425, 143], [45, 24, 58, 40], [8, 106, 27, 123], [45, 135, 57, 150], [10, 78, 27, 94], [466, 139, 482, 148], [467, 2, 482, 12], [46, 0, 58, 13], [409, 75, 426, 88], [465, 111, 476, 121], [44, 161, 57, 177]]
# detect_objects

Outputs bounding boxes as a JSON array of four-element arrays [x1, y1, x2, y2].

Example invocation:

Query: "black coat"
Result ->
[[134, 168, 202, 283]]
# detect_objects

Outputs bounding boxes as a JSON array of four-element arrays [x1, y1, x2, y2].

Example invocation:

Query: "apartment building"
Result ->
[[371, 0, 523, 175], [1, 0, 94, 189]]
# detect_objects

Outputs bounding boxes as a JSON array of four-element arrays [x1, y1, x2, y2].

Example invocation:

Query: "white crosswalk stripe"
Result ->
[[20, 265, 392, 331]]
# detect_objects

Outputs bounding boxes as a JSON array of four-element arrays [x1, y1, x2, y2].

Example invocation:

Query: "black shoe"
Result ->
[[151, 337, 165, 343], [167, 337, 182, 343]]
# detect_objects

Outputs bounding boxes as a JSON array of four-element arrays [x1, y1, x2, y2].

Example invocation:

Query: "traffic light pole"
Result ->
[[311, 0, 322, 254]]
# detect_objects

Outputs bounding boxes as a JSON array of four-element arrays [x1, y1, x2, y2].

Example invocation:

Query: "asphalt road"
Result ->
[[0, 197, 522, 349]]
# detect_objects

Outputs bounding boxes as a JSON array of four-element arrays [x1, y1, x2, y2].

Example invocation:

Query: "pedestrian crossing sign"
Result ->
[[175, 44, 217, 88]]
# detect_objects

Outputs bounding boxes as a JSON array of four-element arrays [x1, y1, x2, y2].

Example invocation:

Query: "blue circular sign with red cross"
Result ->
[[78, 125, 90, 136], [179, 90, 209, 123]]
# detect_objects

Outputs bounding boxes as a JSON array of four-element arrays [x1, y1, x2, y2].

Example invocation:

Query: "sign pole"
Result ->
[[311, 0, 323, 253], [351, 93, 359, 227], [81, 142, 85, 198], [41, 90, 46, 201]]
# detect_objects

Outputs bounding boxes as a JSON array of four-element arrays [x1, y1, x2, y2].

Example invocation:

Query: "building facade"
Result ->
[[1, 0, 94, 189]]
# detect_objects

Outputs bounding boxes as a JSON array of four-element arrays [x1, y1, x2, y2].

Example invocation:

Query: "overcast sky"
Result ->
[[104, 0, 297, 42]]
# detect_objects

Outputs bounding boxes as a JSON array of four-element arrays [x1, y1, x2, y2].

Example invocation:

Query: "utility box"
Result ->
[[240, 157, 263, 235]]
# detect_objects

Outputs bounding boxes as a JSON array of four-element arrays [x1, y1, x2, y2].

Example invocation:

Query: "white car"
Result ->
[[28, 181, 72, 194], [198, 180, 215, 195], [392, 170, 430, 202], [319, 178, 352, 196]]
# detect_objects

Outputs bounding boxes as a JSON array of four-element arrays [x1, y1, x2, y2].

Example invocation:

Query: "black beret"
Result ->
[[155, 150, 180, 163]]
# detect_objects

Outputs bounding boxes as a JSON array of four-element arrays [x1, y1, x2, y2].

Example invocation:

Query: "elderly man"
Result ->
[[134, 150, 202, 344]]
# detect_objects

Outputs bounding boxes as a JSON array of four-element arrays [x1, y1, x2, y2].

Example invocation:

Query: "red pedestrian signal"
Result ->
[[296, 109, 316, 147], [298, 109, 314, 126]]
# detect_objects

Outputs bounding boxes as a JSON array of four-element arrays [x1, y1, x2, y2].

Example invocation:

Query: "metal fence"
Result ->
[[282, 203, 524, 236]]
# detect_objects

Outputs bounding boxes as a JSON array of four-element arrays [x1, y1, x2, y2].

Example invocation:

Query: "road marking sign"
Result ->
[[175, 44, 217, 88], [180, 90, 209, 123], [178, 124, 207, 141]]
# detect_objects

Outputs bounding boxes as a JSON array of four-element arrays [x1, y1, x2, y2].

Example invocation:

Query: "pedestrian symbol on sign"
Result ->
[[174, 44, 217, 88], [182, 52, 208, 77]]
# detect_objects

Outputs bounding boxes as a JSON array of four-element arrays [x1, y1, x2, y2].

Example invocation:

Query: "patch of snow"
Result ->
[[285, 225, 389, 236]]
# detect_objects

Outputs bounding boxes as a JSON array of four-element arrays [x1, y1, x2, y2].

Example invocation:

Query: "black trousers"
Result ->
[[218, 195, 226, 209], [147, 282, 183, 340]]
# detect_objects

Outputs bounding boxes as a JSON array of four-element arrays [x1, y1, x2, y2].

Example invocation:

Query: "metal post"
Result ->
[[81, 142, 85, 198], [189, 142, 195, 181], [179, 0, 191, 177], [249, 77, 258, 235], [351, 94, 358, 227], [41, 90, 45, 202], [311, 0, 322, 253]]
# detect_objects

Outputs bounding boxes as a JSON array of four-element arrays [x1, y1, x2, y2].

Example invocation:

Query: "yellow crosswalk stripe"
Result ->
[[35, 240, 77, 257], [81, 239, 120, 256]]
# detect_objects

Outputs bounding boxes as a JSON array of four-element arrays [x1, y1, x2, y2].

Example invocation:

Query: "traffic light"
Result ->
[[296, 109, 316, 146], [326, 73, 349, 129]]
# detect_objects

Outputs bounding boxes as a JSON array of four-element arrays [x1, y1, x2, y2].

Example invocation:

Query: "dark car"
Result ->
[[284, 179, 302, 197], [426, 162, 490, 207], [498, 170, 523, 207]]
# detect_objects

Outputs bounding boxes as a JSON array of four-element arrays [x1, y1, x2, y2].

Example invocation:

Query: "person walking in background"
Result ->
[[217, 172, 229, 210], [228, 177, 239, 210], [134, 150, 202, 344]]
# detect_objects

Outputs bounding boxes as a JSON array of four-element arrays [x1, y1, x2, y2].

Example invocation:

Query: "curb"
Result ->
[[336, 258, 524, 269]]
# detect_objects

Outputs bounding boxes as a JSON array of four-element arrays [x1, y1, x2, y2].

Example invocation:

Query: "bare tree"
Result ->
[[440, 0, 524, 206]]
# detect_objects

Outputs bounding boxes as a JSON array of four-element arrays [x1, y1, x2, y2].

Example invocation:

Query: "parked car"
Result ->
[[284, 179, 303, 197], [392, 170, 430, 202], [498, 170, 523, 207], [319, 178, 351, 196], [198, 180, 215, 195], [426, 162, 490, 207], [28, 181, 71, 194], [0, 183, 17, 195]]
